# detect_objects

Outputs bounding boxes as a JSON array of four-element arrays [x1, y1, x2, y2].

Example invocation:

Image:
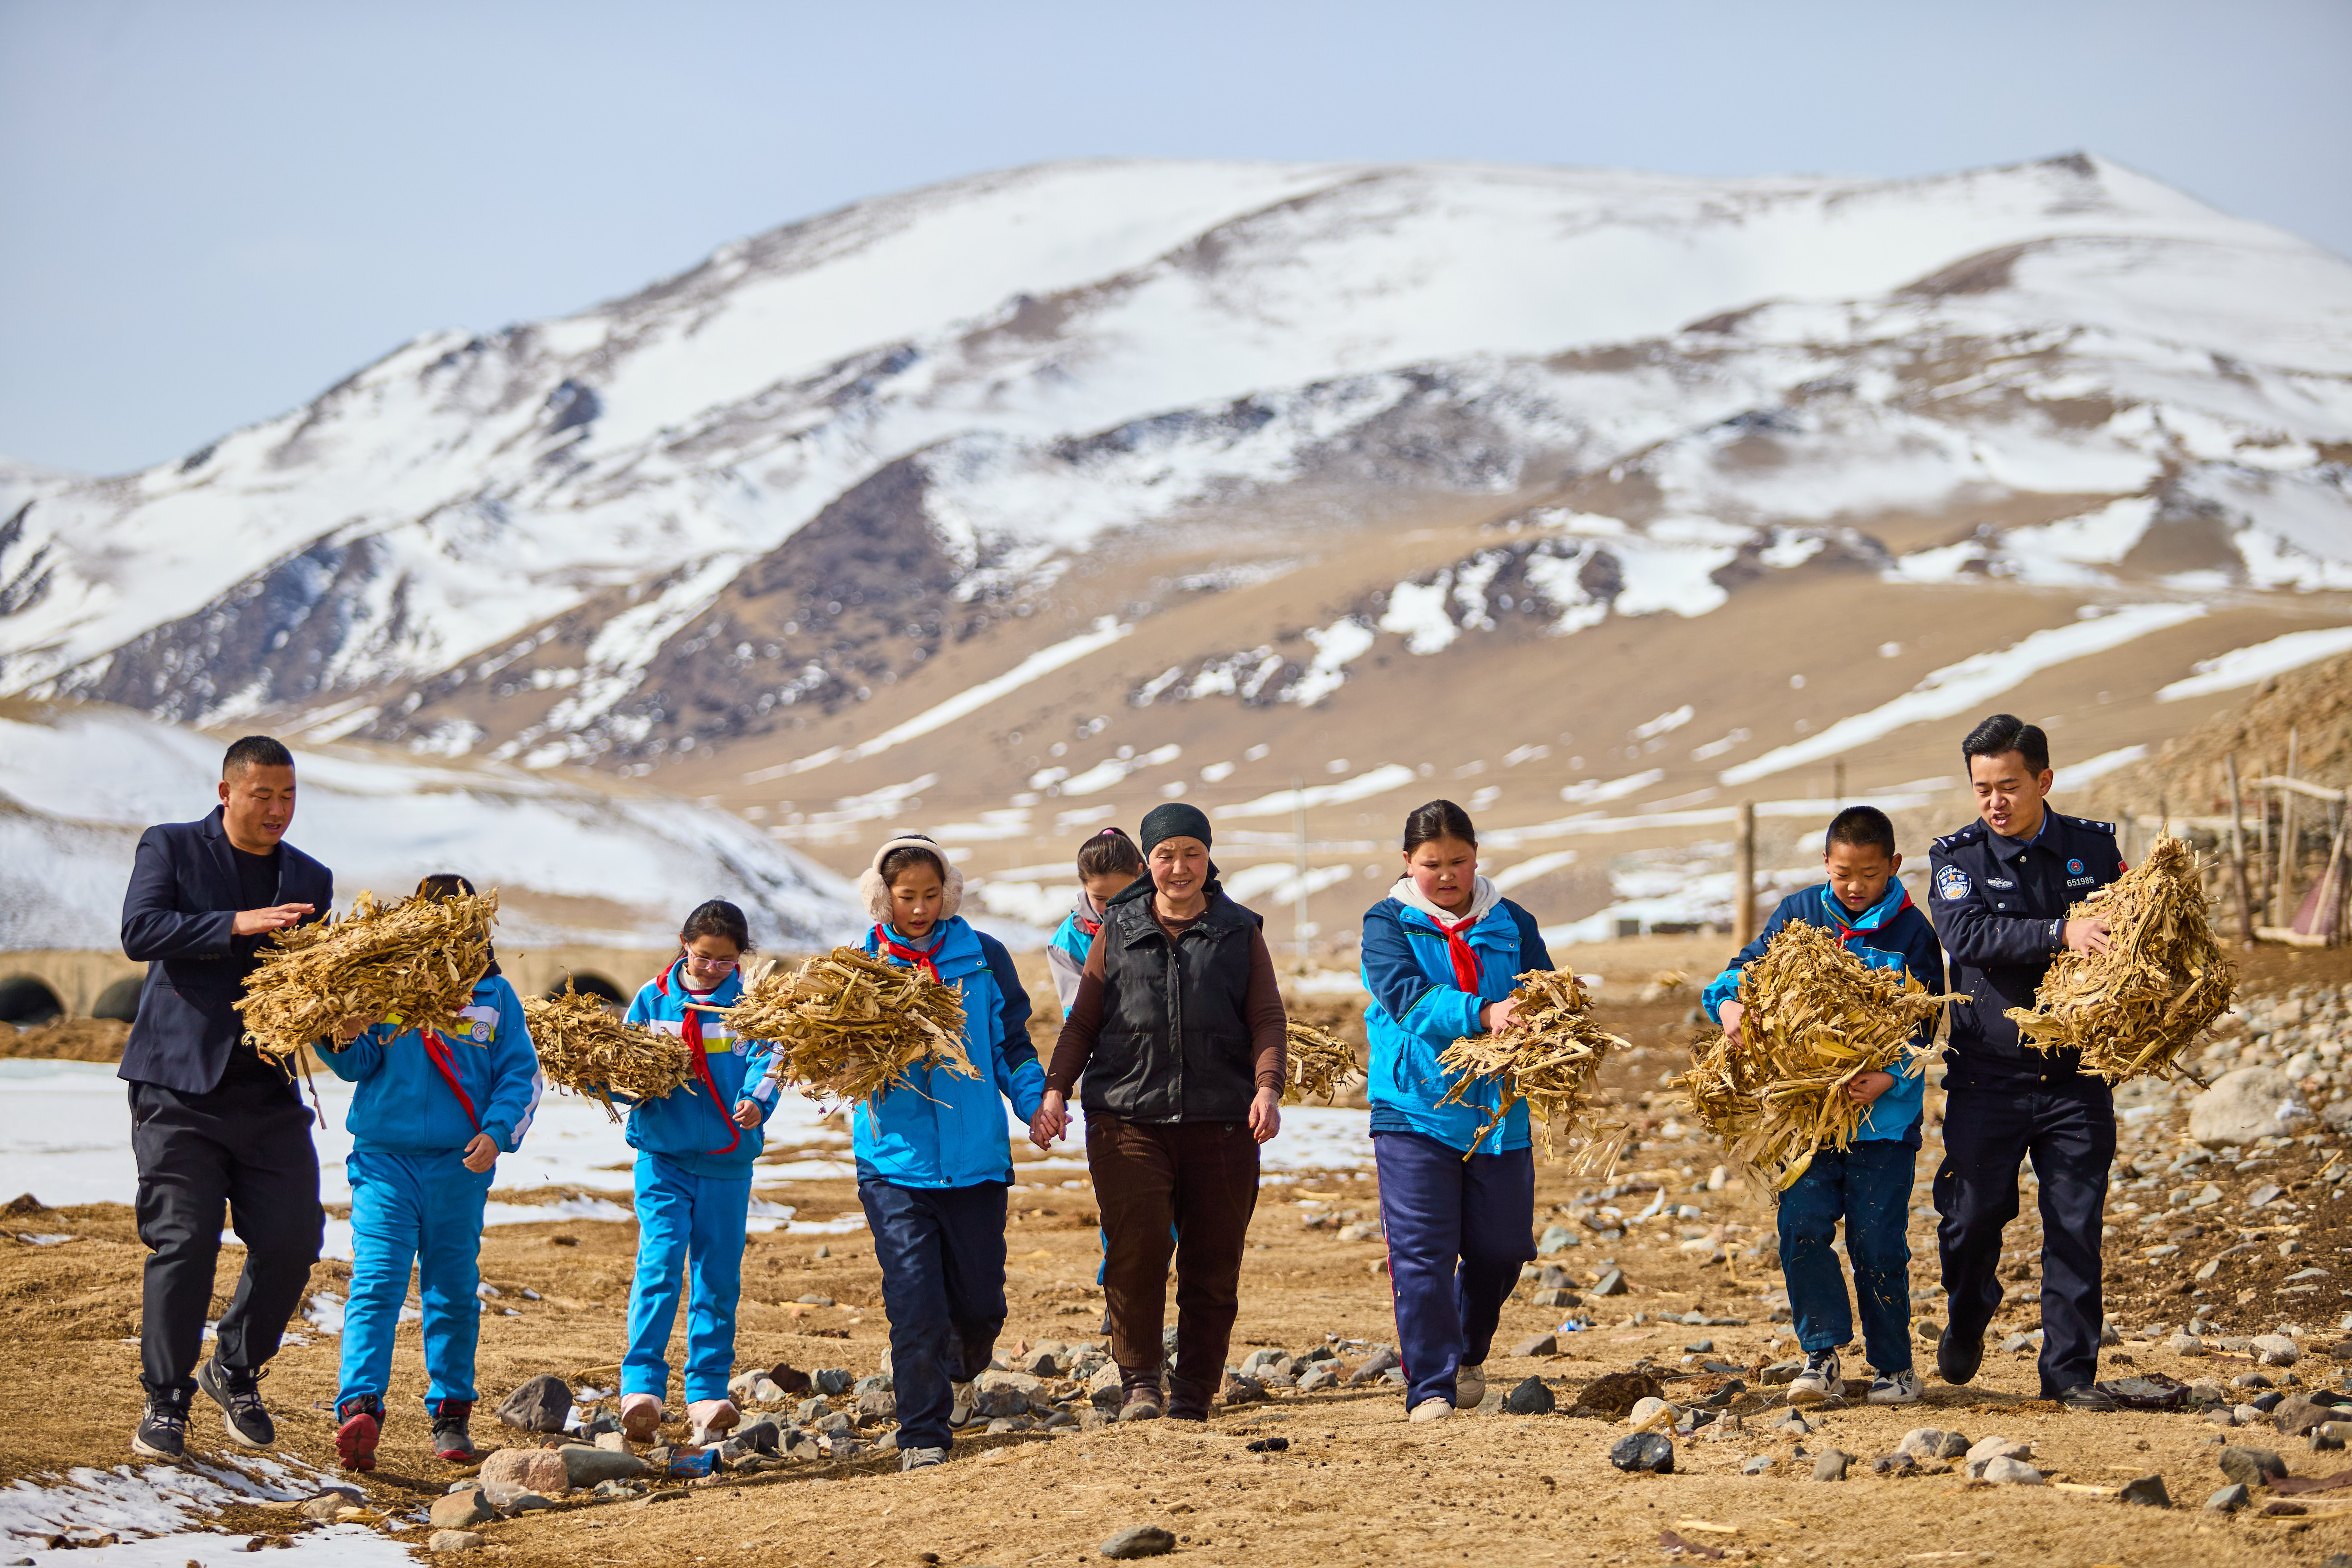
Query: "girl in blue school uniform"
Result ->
[[324, 874, 545, 1472], [616, 900, 783, 1446], [853, 832, 1041, 1472], [1045, 827, 1146, 1013], [1360, 801, 1553, 1424]]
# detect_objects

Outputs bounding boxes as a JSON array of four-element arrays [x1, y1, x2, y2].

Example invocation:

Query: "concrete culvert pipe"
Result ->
[[92, 977, 145, 1023], [554, 973, 626, 1005], [0, 976, 66, 1026]]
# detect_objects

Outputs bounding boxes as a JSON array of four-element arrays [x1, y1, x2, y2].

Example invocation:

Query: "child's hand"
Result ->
[[329, 1016, 372, 1047], [2063, 916, 2112, 954], [732, 1099, 765, 1129], [1029, 1090, 1068, 1150], [461, 1132, 499, 1173], [1845, 1069, 1896, 1106], [1718, 1001, 1745, 1044], [1480, 997, 1523, 1032]]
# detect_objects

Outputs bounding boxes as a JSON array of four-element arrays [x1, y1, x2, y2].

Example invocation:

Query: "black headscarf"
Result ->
[[1112, 801, 1222, 906]]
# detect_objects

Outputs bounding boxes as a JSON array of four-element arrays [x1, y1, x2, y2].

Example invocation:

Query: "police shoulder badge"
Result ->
[[1934, 864, 1972, 902], [2067, 857, 2085, 876]]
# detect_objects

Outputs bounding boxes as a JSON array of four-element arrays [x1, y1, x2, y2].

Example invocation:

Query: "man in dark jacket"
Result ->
[[121, 735, 333, 1459], [1927, 714, 2124, 1412]]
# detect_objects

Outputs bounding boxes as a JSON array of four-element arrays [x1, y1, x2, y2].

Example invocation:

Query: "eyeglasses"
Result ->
[[683, 952, 739, 970]]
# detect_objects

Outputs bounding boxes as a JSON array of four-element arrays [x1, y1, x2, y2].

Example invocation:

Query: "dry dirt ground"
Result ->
[[7, 952, 2352, 1567]]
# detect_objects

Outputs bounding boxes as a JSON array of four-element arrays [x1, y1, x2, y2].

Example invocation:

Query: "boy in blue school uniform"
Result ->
[[322, 875, 545, 1471], [1703, 806, 1944, 1406], [616, 900, 784, 1446], [854, 833, 1042, 1472], [1361, 801, 1553, 1423]]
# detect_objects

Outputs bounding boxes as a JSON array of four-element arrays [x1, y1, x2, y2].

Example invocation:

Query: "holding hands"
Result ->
[[1029, 1089, 1069, 1151]]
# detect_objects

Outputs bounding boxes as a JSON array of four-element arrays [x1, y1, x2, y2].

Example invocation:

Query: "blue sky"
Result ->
[[3, 0, 2346, 476]]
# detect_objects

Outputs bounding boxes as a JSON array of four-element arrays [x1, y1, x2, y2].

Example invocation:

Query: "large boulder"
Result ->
[[2189, 1068, 2312, 1148]]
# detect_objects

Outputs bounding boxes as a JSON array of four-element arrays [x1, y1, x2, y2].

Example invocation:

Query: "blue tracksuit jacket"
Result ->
[[853, 918, 1043, 1188], [621, 959, 784, 1179], [1362, 887, 1554, 1155], [325, 973, 544, 1153], [1045, 897, 1105, 1014], [1701, 882, 1944, 1143]]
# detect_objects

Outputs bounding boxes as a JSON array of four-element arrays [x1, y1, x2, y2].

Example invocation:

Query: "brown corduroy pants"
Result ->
[[1085, 1112, 1259, 1417]]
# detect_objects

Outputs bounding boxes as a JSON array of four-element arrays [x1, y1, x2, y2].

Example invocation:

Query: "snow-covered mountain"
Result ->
[[0, 699, 859, 951], [3, 153, 2349, 938]]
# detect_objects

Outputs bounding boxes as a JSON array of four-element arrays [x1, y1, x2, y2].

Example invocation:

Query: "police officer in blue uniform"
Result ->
[[1927, 713, 2125, 1412]]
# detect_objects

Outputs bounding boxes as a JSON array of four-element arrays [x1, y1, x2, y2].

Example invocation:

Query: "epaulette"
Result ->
[[2059, 814, 2116, 836], [1932, 821, 1986, 853]]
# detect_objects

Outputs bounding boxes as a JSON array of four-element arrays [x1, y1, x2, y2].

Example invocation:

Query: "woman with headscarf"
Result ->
[[1029, 802, 1286, 1421]]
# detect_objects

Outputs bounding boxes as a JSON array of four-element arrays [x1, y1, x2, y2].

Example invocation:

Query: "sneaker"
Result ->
[[429, 1398, 478, 1462], [899, 1446, 947, 1472], [1787, 1350, 1844, 1406], [1118, 1387, 1163, 1422], [1454, 1363, 1487, 1409], [686, 1398, 740, 1446], [1867, 1369, 1923, 1405], [1936, 1323, 1983, 1386], [132, 1396, 190, 1461], [948, 1380, 975, 1430], [197, 1357, 274, 1449], [334, 1395, 383, 1472], [1408, 1398, 1453, 1423], [619, 1392, 665, 1443], [2054, 1383, 2118, 1413]]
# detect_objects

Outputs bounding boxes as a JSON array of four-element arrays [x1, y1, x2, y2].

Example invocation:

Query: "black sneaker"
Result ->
[[1936, 1323, 1984, 1386], [2054, 1383, 2118, 1412], [132, 1396, 190, 1460], [429, 1398, 478, 1462], [197, 1356, 274, 1449]]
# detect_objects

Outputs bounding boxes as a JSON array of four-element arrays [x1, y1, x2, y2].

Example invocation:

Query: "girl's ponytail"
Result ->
[[1076, 825, 1145, 880]]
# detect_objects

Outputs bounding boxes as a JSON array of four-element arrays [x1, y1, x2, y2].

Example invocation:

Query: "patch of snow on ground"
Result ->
[[2157, 624, 2352, 700], [1215, 765, 1418, 820]]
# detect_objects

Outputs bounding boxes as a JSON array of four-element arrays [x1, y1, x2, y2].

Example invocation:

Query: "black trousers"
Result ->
[[858, 1178, 1007, 1453], [1934, 1081, 2114, 1396], [130, 1076, 324, 1400]]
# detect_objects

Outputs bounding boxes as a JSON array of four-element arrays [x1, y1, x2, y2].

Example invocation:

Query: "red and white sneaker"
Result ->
[[334, 1395, 382, 1472]]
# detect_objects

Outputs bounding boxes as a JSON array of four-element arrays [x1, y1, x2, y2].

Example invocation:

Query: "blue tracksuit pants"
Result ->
[[337, 1149, 493, 1408], [1779, 1139, 1915, 1374], [860, 1177, 1008, 1453], [623, 1152, 751, 1405], [1374, 1129, 1537, 1410]]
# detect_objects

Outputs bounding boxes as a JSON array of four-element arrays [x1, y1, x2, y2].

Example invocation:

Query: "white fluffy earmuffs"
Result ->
[[858, 832, 965, 925]]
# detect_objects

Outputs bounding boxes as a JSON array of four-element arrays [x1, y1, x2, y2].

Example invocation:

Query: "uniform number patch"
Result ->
[[1935, 865, 1972, 902]]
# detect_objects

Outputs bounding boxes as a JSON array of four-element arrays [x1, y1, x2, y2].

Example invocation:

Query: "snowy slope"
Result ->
[[0, 700, 860, 950], [3, 153, 2347, 748]]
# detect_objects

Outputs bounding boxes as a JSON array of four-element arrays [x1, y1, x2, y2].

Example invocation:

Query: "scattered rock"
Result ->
[[1099, 1525, 1176, 1560], [2189, 1068, 2313, 1148], [1591, 1268, 1628, 1297], [1980, 1456, 2044, 1485], [296, 1497, 343, 1522], [1628, 1396, 1676, 1427], [2170, 1332, 2208, 1358], [813, 1367, 854, 1396], [2254, 1334, 2302, 1367], [1870, 1453, 1919, 1478], [2219, 1445, 2288, 1489], [1609, 1432, 1674, 1474], [1813, 1450, 1852, 1482], [1222, 1373, 1269, 1406], [2205, 1483, 2251, 1513], [1338, 1221, 1381, 1243], [796, 1293, 836, 1308], [1771, 1410, 1811, 1435], [767, 1363, 813, 1396], [1741, 1455, 1773, 1475], [2119, 1473, 2172, 1508], [734, 1418, 782, 1455], [477, 1447, 568, 1503], [2275, 1395, 2333, 1436], [857, 1388, 897, 1421], [1760, 1358, 1804, 1386], [427, 1531, 486, 1553], [1296, 1364, 1338, 1393], [557, 1444, 647, 1488], [1533, 1289, 1580, 1308], [429, 1491, 493, 1530], [503, 1494, 557, 1513], [1512, 1333, 1558, 1358], [1537, 1225, 1577, 1255], [1576, 1369, 1663, 1418], [1896, 1428, 1951, 1463], [1963, 1437, 2031, 1480], [1504, 1378, 1556, 1415], [495, 1375, 572, 1434], [1348, 1346, 1402, 1385]]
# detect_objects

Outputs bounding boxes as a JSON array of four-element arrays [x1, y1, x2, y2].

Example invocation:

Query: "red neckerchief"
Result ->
[[420, 1031, 481, 1131], [873, 924, 941, 983], [1434, 910, 1482, 993], [655, 958, 740, 1155]]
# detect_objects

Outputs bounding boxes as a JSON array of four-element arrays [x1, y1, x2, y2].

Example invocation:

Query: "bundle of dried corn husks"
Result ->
[[1672, 921, 1949, 1190], [238, 887, 499, 1058], [522, 980, 695, 1120], [721, 946, 974, 1106], [2006, 835, 2235, 1082], [1436, 970, 1631, 1170], [1282, 1020, 1360, 1105]]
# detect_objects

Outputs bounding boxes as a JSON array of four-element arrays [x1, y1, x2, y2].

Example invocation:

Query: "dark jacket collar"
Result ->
[[1112, 890, 1249, 946]]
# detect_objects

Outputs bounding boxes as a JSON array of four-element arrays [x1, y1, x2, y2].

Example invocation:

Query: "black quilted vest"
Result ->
[[1081, 891, 1261, 1123]]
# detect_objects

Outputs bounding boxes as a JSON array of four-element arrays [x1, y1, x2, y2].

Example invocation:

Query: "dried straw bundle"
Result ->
[[1435, 970, 1631, 1170], [238, 888, 499, 1058], [1282, 1021, 1360, 1105], [522, 981, 695, 1121], [721, 946, 975, 1106], [2006, 835, 2236, 1082], [1672, 921, 1948, 1190]]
